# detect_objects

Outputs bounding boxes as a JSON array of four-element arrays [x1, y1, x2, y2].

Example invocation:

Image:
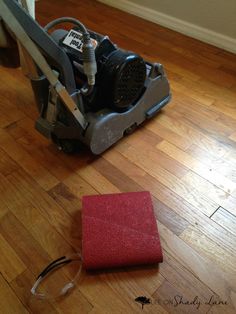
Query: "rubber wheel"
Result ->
[[58, 139, 78, 154], [124, 123, 137, 135]]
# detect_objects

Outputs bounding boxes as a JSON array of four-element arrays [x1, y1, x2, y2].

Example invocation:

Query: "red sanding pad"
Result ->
[[82, 191, 163, 270]]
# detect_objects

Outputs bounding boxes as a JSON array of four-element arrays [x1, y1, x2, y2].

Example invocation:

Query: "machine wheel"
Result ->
[[124, 123, 137, 135], [57, 139, 79, 154]]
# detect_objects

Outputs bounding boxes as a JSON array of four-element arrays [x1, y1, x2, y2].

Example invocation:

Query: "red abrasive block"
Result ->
[[82, 191, 163, 270]]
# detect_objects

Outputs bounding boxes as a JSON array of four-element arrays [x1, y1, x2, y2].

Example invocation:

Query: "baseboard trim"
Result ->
[[98, 0, 236, 54]]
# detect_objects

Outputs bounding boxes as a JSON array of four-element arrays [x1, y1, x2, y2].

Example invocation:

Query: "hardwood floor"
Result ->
[[0, 0, 236, 313]]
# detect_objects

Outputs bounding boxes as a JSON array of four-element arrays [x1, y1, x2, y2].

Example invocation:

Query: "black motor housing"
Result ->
[[59, 28, 146, 111]]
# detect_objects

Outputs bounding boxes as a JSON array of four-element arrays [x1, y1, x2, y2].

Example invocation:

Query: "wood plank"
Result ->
[[155, 252, 222, 313], [153, 182, 236, 256], [180, 225, 236, 275], [0, 129, 59, 191], [171, 91, 219, 118], [0, 211, 52, 274], [0, 274, 29, 314], [63, 172, 98, 200], [169, 79, 215, 107], [125, 127, 163, 147], [80, 270, 167, 314], [0, 211, 92, 313], [77, 164, 121, 194], [5, 121, 29, 140], [154, 279, 236, 314], [104, 149, 236, 255], [16, 205, 73, 259], [0, 170, 79, 250], [185, 144, 236, 191], [210, 100, 236, 121], [123, 128, 189, 178], [98, 270, 166, 313], [156, 140, 236, 195], [0, 175, 10, 219], [152, 198, 190, 237], [185, 144, 236, 182], [0, 202, 8, 220], [0, 68, 38, 120], [177, 113, 236, 152], [229, 132, 236, 142], [53, 279, 93, 314], [48, 182, 82, 216], [159, 251, 215, 301], [94, 156, 190, 236], [145, 119, 194, 151], [156, 114, 229, 157], [116, 141, 219, 216], [13, 117, 74, 181], [93, 157, 144, 193], [0, 94, 25, 125], [182, 170, 229, 204], [0, 231, 26, 282], [154, 280, 208, 313], [80, 273, 145, 314], [47, 143, 96, 174], [11, 267, 93, 314], [207, 301, 236, 314], [211, 207, 236, 236], [0, 147, 19, 176], [171, 97, 234, 138], [10, 269, 59, 314], [175, 76, 236, 108], [182, 171, 236, 215], [159, 223, 236, 307], [0, 208, 92, 313], [0, 109, 16, 128]]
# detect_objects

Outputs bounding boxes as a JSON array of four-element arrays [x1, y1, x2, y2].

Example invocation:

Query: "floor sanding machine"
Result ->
[[0, 0, 171, 154]]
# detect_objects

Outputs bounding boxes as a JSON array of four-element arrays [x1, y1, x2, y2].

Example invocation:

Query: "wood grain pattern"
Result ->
[[10, 269, 60, 314], [116, 141, 219, 216], [185, 144, 236, 184], [0, 232, 26, 282], [156, 140, 236, 195], [145, 119, 193, 151], [155, 112, 229, 158], [211, 207, 236, 236], [0, 0, 236, 313], [180, 225, 236, 275], [123, 129, 189, 178], [0, 128, 59, 191], [104, 149, 236, 255], [182, 171, 236, 218], [159, 223, 236, 304], [0, 274, 29, 314]]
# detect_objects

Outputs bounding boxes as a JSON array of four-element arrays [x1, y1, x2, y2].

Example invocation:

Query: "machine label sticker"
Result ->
[[63, 29, 97, 52]]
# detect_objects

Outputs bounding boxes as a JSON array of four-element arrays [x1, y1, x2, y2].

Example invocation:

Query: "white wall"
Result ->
[[131, 0, 236, 39], [99, 0, 236, 53]]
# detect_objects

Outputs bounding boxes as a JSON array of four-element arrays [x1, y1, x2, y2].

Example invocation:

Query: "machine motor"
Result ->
[[58, 28, 147, 111]]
